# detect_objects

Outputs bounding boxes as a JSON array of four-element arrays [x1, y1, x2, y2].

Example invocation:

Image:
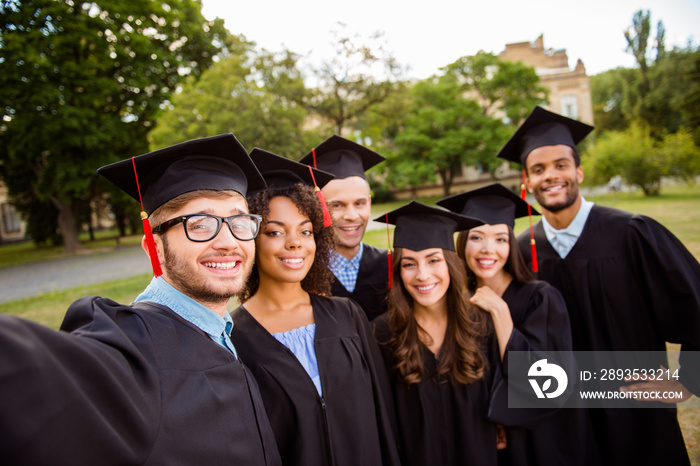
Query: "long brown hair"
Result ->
[[456, 226, 533, 293], [386, 248, 490, 386], [237, 183, 335, 302]]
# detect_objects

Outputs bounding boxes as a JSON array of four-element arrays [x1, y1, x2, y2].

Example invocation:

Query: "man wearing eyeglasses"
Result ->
[[0, 134, 282, 466]]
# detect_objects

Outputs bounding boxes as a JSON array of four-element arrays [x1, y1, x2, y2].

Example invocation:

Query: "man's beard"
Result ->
[[533, 181, 580, 213], [162, 239, 252, 306]]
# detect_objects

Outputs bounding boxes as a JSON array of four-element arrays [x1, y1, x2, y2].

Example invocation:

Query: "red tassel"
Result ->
[[520, 169, 527, 200], [142, 213, 163, 277], [316, 187, 332, 228], [530, 238, 538, 273], [308, 166, 332, 227], [385, 213, 392, 289], [132, 157, 162, 277], [527, 203, 538, 273], [387, 251, 393, 290]]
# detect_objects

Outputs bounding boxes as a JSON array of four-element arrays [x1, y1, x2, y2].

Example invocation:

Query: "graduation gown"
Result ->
[[230, 294, 401, 466], [0, 297, 281, 466], [490, 280, 597, 466], [518, 204, 700, 465], [330, 243, 389, 322], [373, 314, 501, 466]]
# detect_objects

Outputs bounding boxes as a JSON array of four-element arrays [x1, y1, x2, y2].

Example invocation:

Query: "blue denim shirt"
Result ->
[[135, 276, 238, 358]]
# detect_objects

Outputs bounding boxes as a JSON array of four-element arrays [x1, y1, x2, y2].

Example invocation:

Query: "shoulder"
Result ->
[[311, 293, 365, 318], [362, 243, 389, 259]]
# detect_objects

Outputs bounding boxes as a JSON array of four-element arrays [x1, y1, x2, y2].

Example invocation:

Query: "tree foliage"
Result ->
[[442, 51, 548, 123], [149, 39, 314, 158], [390, 77, 507, 196], [309, 28, 406, 135], [0, 0, 226, 251], [584, 124, 700, 196]]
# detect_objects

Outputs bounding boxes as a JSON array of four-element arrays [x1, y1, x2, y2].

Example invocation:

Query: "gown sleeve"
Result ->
[[347, 299, 402, 466], [488, 282, 576, 427], [627, 215, 700, 395], [0, 296, 161, 465]]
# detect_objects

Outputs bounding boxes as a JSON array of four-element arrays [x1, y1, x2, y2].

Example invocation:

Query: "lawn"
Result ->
[[1, 182, 699, 463]]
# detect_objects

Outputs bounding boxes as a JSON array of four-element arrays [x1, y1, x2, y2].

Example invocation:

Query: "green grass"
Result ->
[[1, 183, 699, 462]]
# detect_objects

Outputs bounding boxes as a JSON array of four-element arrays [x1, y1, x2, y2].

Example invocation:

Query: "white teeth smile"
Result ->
[[544, 185, 564, 192], [478, 259, 496, 266], [340, 226, 360, 231], [416, 284, 437, 291], [282, 258, 303, 264], [204, 262, 237, 270]]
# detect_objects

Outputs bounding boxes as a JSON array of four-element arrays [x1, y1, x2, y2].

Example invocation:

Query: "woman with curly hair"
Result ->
[[231, 149, 400, 466], [372, 201, 505, 466]]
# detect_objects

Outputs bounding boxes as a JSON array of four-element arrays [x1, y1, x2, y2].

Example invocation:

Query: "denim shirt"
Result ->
[[135, 276, 238, 358]]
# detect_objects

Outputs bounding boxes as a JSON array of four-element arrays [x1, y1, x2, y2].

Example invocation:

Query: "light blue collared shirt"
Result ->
[[328, 242, 364, 292], [542, 198, 595, 259], [135, 276, 238, 357]]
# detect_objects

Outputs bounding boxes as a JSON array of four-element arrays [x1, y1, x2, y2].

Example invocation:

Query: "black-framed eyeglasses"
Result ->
[[152, 213, 263, 242]]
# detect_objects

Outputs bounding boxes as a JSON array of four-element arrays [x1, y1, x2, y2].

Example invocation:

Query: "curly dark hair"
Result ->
[[237, 183, 335, 302], [455, 226, 533, 293], [386, 248, 490, 386]]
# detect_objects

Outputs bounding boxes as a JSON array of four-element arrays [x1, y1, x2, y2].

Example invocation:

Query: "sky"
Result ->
[[200, 0, 699, 79]]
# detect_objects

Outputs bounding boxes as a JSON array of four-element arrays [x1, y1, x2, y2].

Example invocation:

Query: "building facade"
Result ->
[[499, 34, 594, 125]]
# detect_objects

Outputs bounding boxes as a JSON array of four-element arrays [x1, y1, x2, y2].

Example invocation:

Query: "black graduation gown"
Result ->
[[373, 314, 501, 466], [490, 280, 597, 466], [0, 297, 281, 466], [230, 294, 401, 466], [518, 204, 700, 466], [330, 243, 389, 322]]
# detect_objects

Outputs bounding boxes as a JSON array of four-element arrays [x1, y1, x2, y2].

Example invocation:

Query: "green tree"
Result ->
[[0, 0, 226, 251], [584, 125, 700, 196], [442, 51, 548, 123], [149, 42, 313, 157], [390, 77, 505, 197], [590, 68, 636, 133], [309, 28, 405, 135]]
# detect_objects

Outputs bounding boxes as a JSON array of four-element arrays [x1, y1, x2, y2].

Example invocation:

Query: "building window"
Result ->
[[561, 94, 578, 119], [2, 203, 20, 234]]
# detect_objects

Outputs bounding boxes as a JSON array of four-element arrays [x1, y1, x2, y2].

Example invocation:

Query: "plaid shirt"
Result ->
[[328, 243, 364, 293]]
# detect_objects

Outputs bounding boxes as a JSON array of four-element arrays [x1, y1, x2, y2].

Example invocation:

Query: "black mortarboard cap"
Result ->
[[97, 133, 266, 215], [299, 135, 385, 180], [436, 183, 539, 228], [249, 148, 335, 194], [374, 201, 483, 252], [496, 106, 594, 166]]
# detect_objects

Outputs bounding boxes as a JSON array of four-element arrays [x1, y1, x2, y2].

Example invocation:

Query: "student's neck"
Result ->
[[542, 195, 583, 230], [477, 270, 512, 297], [413, 301, 448, 323], [252, 279, 307, 310], [335, 243, 361, 261]]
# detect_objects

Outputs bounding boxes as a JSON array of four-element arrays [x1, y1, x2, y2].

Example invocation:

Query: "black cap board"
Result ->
[[249, 148, 335, 195], [436, 183, 539, 228], [374, 201, 483, 252], [496, 106, 594, 166], [98, 133, 266, 215], [299, 135, 385, 180]]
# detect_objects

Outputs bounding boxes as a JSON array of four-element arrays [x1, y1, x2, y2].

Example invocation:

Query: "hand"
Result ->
[[470, 286, 513, 360], [619, 366, 693, 404], [496, 424, 507, 450], [469, 286, 509, 319]]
